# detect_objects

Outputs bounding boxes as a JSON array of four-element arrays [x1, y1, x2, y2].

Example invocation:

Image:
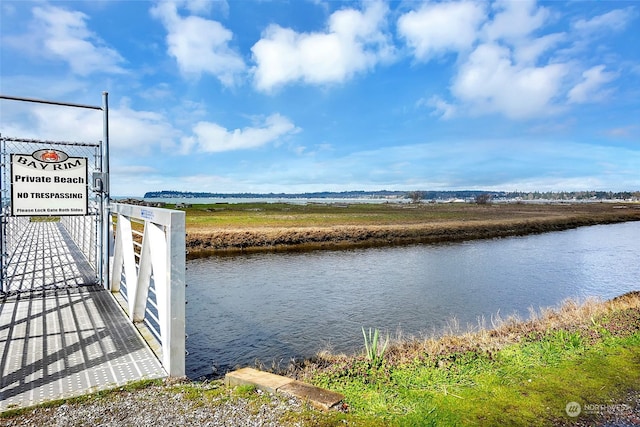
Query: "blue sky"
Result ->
[[1, 0, 639, 197]]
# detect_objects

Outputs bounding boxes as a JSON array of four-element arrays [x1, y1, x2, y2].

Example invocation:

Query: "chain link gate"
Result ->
[[0, 136, 103, 296]]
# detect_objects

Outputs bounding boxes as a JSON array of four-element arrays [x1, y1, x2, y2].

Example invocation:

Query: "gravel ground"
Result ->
[[2, 384, 638, 426], [0, 381, 307, 427]]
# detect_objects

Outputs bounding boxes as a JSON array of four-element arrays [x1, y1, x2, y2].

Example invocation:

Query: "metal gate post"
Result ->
[[101, 92, 110, 289], [0, 135, 5, 293]]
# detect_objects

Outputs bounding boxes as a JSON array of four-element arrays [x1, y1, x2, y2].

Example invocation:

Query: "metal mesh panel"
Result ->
[[60, 215, 98, 271], [1, 137, 101, 294]]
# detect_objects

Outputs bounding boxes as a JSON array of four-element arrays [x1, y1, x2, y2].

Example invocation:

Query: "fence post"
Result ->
[[164, 209, 186, 376]]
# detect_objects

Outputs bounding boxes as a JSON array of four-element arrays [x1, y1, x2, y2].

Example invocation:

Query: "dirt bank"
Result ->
[[185, 203, 640, 258]]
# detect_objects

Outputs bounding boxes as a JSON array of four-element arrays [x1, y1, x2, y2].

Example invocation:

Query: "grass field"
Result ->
[[181, 201, 636, 228], [175, 202, 640, 256]]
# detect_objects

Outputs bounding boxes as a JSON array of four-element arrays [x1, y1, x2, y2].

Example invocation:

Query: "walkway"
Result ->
[[1, 221, 166, 412], [2, 219, 96, 294]]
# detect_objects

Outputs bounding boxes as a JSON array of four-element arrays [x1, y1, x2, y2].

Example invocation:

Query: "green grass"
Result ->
[[174, 201, 640, 231], [3, 334, 637, 426], [308, 325, 640, 426], [182, 202, 436, 228], [178, 202, 534, 229]]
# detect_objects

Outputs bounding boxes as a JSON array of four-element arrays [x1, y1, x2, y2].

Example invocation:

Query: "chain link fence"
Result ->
[[1, 136, 102, 294]]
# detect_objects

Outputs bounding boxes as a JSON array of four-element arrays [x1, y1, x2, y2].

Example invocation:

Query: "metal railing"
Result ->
[[109, 202, 186, 377], [60, 214, 99, 273]]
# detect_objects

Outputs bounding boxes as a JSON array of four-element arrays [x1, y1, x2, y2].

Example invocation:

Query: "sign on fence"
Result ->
[[11, 149, 88, 216]]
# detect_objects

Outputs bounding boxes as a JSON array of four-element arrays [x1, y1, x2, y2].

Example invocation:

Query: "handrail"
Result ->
[[109, 202, 185, 377]]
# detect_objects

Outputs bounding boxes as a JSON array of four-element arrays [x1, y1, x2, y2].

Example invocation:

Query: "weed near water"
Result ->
[[362, 327, 389, 367]]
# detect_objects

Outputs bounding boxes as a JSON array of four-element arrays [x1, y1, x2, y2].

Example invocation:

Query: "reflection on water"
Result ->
[[186, 222, 640, 378]]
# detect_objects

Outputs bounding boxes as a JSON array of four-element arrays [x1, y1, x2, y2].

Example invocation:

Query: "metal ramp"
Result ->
[[0, 286, 166, 411], [0, 218, 166, 411], [2, 220, 96, 295]]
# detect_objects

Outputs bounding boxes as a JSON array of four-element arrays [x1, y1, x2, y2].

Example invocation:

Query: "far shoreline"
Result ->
[[182, 202, 640, 259]]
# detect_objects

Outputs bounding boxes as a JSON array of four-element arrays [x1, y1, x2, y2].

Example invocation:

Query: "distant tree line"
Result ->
[[502, 191, 640, 201], [144, 190, 640, 201]]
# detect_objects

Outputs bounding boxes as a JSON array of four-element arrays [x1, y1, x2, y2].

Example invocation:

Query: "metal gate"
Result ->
[[0, 137, 103, 295]]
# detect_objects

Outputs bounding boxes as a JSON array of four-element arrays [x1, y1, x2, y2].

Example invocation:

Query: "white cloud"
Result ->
[[573, 8, 635, 33], [397, 1, 485, 60], [109, 105, 181, 154], [605, 125, 637, 138], [422, 95, 456, 120], [182, 0, 213, 15], [399, 0, 627, 120], [251, 1, 394, 92], [398, 0, 571, 120], [568, 65, 616, 104], [104, 136, 640, 195], [483, 0, 549, 42], [3, 103, 179, 155], [512, 32, 565, 65], [11, 5, 126, 75], [186, 114, 300, 153], [151, 1, 245, 85], [452, 43, 567, 119]]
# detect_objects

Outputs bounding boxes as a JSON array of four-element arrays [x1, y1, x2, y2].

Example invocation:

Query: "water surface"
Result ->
[[185, 222, 640, 378]]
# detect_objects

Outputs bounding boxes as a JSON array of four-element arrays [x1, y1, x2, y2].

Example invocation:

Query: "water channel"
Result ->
[[185, 221, 640, 379]]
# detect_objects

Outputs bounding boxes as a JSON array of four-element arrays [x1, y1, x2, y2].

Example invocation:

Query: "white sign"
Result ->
[[11, 150, 88, 216]]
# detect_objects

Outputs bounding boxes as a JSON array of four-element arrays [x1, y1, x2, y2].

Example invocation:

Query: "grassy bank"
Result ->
[[3, 293, 638, 426], [289, 291, 640, 426], [178, 202, 640, 257]]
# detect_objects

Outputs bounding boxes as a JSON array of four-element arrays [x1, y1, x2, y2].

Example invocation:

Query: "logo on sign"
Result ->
[[32, 149, 69, 163]]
